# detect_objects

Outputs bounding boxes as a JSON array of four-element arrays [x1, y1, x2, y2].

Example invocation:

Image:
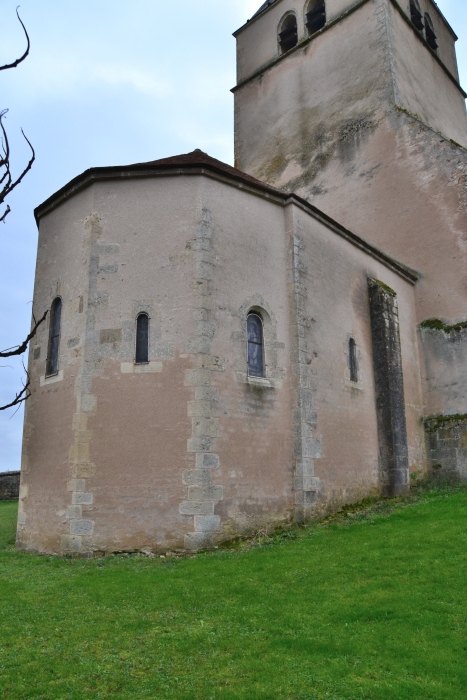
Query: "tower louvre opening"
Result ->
[[279, 15, 298, 54], [306, 1, 326, 36]]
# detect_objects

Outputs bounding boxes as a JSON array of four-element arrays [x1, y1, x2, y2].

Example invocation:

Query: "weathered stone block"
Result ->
[[183, 469, 213, 486], [193, 279, 209, 296], [194, 249, 214, 264], [192, 418, 220, 438], [61, 535, 82, 552], [70, 519, 93, 536], [75, 430, 93, 444], [184, 369, 211, 387], [187, 485, 224, 501], [187, 436, 213, 453], [72, 492, 93, 506], [193, 309, 209, 322], [179, 501, 215, 516], [67, 479, 85, 493], [196, 321, 216, 338], [195, 262, 214, 280], [295, 459, 315, 477], [196, 294, 215, 310], [196, 221, 213, 239], [195, 453, 220, 469], [294, 437, 322, 459], [81, 394, 97, 413], [184, 532, 214, 551], [187, 401, 212, 418], [100, 329, 122, 344], [187, 337, 211, 355], [72, 463, 96, 478], [67, 506, 82, 519], [294, 476, 320, 491], [73, 413, 88, 430], [69, 443, 90, 464], [198, 356, 225, 372], [295, 489, 319, 507], [194, 515, 221, 532]]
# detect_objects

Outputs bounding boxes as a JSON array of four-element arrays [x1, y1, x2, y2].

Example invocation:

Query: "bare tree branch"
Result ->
[[0, 7, 30, 71], [0, 7, 37, 412], [0, 370, 30, 412], [0, 109, 35, 224], [0, 309, 48, 359], [0, 204, 11, 223]]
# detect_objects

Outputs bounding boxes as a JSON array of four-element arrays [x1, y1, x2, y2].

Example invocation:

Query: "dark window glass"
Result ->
[[46, 297, 62, 376], [135, 314, 149, 364], [349, 338, 358, 383], [424, 14, 438, 51], [279, 15, 298, 54], [409, 1, 424, 32], [306, 1, 326, 35], [247, 313, 264, 377]]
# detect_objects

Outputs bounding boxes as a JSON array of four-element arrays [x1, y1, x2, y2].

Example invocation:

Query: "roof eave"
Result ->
[[33, 161, 288, 225]]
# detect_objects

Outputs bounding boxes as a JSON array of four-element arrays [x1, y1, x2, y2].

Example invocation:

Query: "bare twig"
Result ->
[[0, 368, 30, 412], [0, 8, 30, 71], [0, 109, 35, 223], [0, 204, 11, 223], [0, 309, 48, 358], [0, 7, 37, 411]]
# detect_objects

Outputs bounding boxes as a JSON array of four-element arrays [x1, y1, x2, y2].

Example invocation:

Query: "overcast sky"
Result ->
[[0, 0, 466, 472]]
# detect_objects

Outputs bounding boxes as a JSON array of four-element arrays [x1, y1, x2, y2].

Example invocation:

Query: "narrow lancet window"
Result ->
[[46, 297, 62, 376], [306, 1, 326, 36], [279, 15, 298, 54], [135, 313, 149, 364], [349, 338, 358, 383], [409, 0, 424, 32], [424, 14, 438, 51], [247, 313, 264, 378]]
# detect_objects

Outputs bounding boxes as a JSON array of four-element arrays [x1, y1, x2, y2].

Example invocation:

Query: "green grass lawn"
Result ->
[[0, 489, 466, 700]]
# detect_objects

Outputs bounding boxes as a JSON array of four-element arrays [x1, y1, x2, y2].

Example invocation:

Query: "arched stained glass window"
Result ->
[[46, 297, 62, 376], [135, 313, 149, 364], [349, 338, 358, 383], [247, 313, 264, 377]]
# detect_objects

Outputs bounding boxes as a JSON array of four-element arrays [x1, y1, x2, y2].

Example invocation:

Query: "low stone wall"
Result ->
[[0, 471, 20, 501], [425, 417, 467, 481]]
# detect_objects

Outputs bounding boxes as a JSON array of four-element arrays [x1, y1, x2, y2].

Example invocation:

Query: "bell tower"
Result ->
[[234, 0, 467, 475], [233, 0, 467, 320]]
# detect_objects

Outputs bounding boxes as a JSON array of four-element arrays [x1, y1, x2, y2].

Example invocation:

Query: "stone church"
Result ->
[[17, 0, 467, 555]]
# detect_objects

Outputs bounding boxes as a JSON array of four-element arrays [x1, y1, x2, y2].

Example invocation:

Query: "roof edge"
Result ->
[[34, 155, 419, 285], [233, 0, 283, 37], [34, 159, 288, 224]]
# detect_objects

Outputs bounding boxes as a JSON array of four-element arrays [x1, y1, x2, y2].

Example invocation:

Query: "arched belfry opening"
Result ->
[[409, 0, 424, 32], [305, 0, 326, 36], [278, 14, 298, 54], [424, 13, 438, 51]]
